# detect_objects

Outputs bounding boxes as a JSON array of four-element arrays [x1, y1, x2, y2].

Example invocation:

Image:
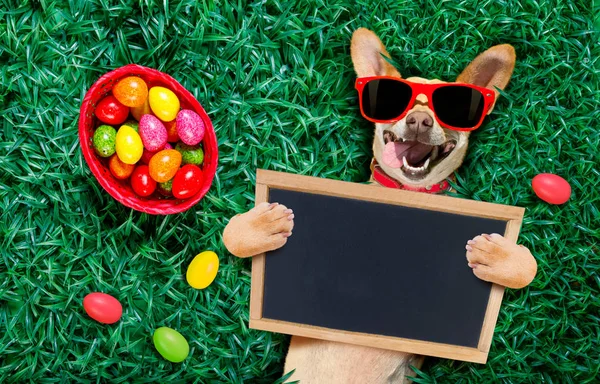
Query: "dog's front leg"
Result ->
[[465, 234, 537, 289], [223, 202, 295, 258]]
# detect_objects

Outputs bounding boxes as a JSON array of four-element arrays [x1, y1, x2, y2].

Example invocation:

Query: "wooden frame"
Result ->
[[250, 169, 525, 364]]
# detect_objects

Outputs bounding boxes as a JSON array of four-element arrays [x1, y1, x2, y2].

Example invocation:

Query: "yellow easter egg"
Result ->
[[186, 251, 219, 289], [148, 86, 180, 122], [115, 125, 143, 164]]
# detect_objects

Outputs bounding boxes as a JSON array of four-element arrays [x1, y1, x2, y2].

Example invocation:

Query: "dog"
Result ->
[[222, 28, 538, 384]]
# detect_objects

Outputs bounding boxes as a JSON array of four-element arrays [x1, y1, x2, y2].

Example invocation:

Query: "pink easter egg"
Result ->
[[139, 114, 168, 151], [176, 110, 205, 146], [141, 143, 174, 164]]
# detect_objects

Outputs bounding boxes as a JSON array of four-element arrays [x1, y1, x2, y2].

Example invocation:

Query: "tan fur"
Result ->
[[457, 44, 516, 112], [223, 202, 294, 258], [351, 28, 516, 189], [222, 28, 535, 384], [466, 234, 537, 289], [284, 337, 424, 384], [350, 28, 401, 78]]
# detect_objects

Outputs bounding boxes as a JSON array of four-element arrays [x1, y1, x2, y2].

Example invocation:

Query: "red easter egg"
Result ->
[[532, 173, 571, 204], [131, 165, 157, 197], [140, 148, 157, 165], [95, 95, 129, 125], [164, 120, 180, 142], [83, 292, 123, 324], [172, 164, 204, 199]]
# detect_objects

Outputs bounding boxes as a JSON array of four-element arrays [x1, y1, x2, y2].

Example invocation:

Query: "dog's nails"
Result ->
[[283, 232, 292, 238], [467, 240, 474, 245], [468, 263, 477, 269], [466, 245, 473, 251], [483, 234, 492, 240], [288, 214, 295, 220], [284, 209, 293, 214]]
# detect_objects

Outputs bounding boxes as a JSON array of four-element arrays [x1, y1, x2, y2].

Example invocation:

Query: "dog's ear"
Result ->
[[456, 44, 516, 114], [351, 28, 401, 78]]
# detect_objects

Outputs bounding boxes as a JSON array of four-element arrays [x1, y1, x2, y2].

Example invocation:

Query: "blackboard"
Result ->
[[250, 170, 525, 363]]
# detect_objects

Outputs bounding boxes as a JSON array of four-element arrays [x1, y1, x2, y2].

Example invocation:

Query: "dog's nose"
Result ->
[[405, 111, 434, 136]]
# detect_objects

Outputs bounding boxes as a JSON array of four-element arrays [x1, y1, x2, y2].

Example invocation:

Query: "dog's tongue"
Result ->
[[383, 141, 433, 168]]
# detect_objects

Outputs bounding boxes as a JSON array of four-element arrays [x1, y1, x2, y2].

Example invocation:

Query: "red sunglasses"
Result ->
[[355, 76, 496, 131]]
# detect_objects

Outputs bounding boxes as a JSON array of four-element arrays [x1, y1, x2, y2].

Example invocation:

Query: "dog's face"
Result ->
[[351, 29, 516, 187]]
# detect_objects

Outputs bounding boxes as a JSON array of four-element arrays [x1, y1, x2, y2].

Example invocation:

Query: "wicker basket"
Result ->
[[79, 64, 218, 215]]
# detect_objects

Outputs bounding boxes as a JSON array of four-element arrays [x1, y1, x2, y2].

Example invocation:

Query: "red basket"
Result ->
[[79, 64, 218, 215]]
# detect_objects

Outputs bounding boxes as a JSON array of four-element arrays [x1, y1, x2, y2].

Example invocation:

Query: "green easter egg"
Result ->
[[158, 179, 173, 196], [93, 125, 117, 157], [153, 327, 189, 363], [124, 120, 139, 132], [175, 142, 204, 165]]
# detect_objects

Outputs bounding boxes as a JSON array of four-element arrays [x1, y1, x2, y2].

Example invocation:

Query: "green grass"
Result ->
[[1, 0, 599, 382]]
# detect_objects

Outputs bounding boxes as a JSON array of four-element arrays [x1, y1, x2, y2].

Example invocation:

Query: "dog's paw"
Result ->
[[223, 202, 294, 258], [465, 233, 537, 289]]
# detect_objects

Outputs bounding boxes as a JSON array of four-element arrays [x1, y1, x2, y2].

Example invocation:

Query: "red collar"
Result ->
[[371, 160, 451, 194]]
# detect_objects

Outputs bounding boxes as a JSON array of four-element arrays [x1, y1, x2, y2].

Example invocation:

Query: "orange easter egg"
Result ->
[[108, 154, 135, 180], [113, 76, 149, 108], [148, 149, 182, 183]]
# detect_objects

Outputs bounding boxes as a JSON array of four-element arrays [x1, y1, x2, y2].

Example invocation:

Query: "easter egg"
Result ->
[[124, 119, 139, 132], [113, 76, 148, 107], [140, 149, 155, 165], [153, 327, 189, 363], [172, 164, 203, 199], [115, 125, 143, 164], [109, 154, 135, 180], [175, 143, 204, 165], [83, 292, 122, 324], [186, 251, 219, 289], [139, 115, 168, 151], [148, 149, 182, 183], [95, 95, 129, 125], [157, 179, 173, 196], [532, 173, 571, 204], [131, 165, 157, 197], [148, 87, 180, 122], [176, 110, 205, 145], [92, 125, 117, 157], [141, 143, 173, 165], [164, 120, 180, 142], [131, 97, 151, 121]]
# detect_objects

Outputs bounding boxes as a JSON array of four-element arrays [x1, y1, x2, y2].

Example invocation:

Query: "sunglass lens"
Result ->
[[432, 86, 485, 128], [361, 79, 412, 121]]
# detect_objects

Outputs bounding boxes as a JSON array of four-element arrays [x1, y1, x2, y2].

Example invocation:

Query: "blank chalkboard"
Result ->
[[249, 170, 525, 363]]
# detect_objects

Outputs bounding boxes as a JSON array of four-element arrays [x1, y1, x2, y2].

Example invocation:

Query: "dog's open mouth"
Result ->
[[382, 130, 456, 178]]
